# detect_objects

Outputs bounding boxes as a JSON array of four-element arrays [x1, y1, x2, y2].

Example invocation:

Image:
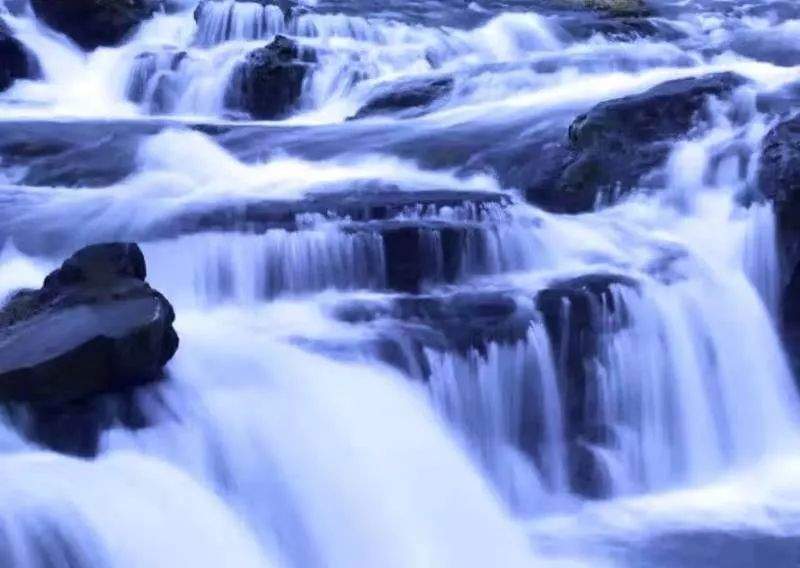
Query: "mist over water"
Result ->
[[2, 0, 800, 566]]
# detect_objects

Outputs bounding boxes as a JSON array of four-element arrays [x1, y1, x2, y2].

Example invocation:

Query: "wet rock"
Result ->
[[760, 115, 800, 212], [225, 35, 315, 120], [332, 291, 531, 358], [378, 223, 469, 294], [0, 120, 160, 190], [568, 443, 612, 499], [351, 77, 454, 120], [761, 115, 800, 374], [561, 15, 683, 42], [392, 292, 530, 354], [0, 243, 178, 408], [552, 0, 650, 16], [760, 115, 800, 276], [536, 273, 637, 494], [126, 50, 189, 113], [9, 388, 151, 457], [729, 30, 800, 68], [30, 0, 157, 50], [531, 72, 748, 212], [0, 19, 40, 92]]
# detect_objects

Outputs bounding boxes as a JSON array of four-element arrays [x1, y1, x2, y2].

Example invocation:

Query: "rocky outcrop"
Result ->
[[0, 20, 40, 92], [760, 115, 800, 374], [225, 35, 315, 120], [351, 77, 454, 120], [760, 115, 800, 213], [0, 243, 178, 454], [30, 0, 157, 50], [530, 72, 748, 212]]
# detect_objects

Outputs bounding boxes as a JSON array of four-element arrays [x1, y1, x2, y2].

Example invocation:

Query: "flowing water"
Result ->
[[1, 0, 800, 566]]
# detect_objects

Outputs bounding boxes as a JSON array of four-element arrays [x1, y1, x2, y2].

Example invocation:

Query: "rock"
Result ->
[[759, 115, 800, 375], [30, 0, 157, 50], [0, 19, 40, 92], [568, 443, 612, 499], [531, 72, 748, 212], [126, 50, 189, 113], [560, 15, 683, 42], [760, 115, 800, 212], [351, 77, 454, 120], [729, 30, 800, 68], [0, 243, 179, 408], [551, 0, 650, 16], [760, 115, 800, 269], [224, 35, 315, 120], [536, 274, 637, 495]]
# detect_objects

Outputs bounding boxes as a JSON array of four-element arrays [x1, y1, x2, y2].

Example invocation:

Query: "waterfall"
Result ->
[[3, 0, 800, 565]]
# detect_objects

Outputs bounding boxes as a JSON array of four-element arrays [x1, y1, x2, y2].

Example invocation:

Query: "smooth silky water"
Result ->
[[2, 0, 800, 566]]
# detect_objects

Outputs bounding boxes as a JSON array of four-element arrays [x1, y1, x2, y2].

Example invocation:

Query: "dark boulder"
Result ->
[[0, 243, 178, 406], [30, 0, 157, 50], [225, 35, 315, 120], [530, 72, 748, 212], [0, 20, 40, 92], [351, 77, 454, 120], [0, 243, 178, 455]]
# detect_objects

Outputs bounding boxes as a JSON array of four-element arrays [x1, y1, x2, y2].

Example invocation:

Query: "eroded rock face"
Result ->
[[30, 0, 157, 50], [225, 35, 315, 119], [530, 72, 748, 212], [0, 20, 40, 92]]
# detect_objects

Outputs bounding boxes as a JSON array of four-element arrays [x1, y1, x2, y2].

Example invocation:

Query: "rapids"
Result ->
[[1, 0, 800, 566]]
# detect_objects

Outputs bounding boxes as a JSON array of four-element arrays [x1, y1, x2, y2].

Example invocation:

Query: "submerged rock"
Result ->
[[531, 72, 748, 212], [30, 0, 157, 50], [225, 35, 315, 120], [0, 20, 40, 92], [351, 77, 454, 120]]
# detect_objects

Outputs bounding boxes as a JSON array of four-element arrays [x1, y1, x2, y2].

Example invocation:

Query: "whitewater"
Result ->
[[2, 0, 800, 566]]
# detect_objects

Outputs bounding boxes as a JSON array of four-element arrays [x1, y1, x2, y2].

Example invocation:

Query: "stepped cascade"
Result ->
[[2, 0, 800, 566]]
